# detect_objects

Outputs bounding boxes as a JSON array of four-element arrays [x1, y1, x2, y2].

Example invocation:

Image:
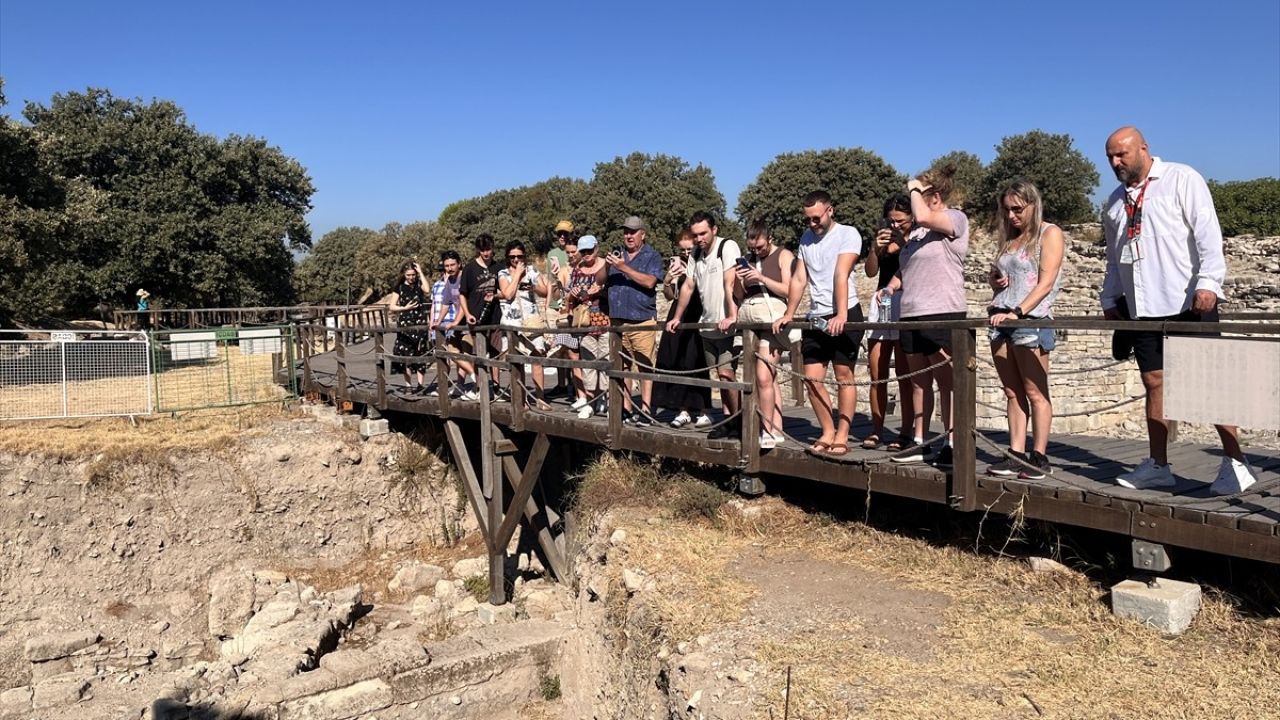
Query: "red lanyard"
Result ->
[[1123, 180, 1150, 240]]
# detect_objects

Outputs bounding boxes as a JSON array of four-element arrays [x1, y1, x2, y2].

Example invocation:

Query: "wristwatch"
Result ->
[[1013, 307, 1027, 319]]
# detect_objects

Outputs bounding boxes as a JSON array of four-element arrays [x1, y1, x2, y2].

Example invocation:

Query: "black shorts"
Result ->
[[1111, 297, 1219, 374], [801, 305, 865, 366], [901, 312, 966, 356]]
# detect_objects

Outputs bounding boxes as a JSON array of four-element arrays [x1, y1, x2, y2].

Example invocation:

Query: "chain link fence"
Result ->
[[0, 326, 298, 420], [0, 330, 152, 420], [151, 326, 296, 412]]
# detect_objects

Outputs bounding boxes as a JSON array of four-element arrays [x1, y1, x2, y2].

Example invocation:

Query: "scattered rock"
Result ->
[[410, 595, 442, 620], [1028, 557, 1072, 574], [24, 631, 101, 662], [609, 528, 628, 546], [450, 557, 487, 580], [0, 686, 32, 712], [208, 569, 255, 638], [271, 446, 291, 462], [32, 675, 90, 709], [388, 562, 447, 594], [622, 568, 645, 594]]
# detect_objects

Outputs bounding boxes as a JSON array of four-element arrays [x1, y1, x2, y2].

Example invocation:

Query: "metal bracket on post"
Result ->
[[1132, 539, 1172, 575], [737, 473, 766, 497]]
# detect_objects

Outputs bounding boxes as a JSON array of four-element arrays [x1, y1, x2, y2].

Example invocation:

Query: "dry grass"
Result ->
[[575, 455, 1280, 719], [0, 404, 289, 466]]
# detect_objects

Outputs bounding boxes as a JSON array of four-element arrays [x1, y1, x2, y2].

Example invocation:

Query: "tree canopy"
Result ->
[[978, 130, 1099, 224], [1209, 178, 1280, 238], [735, 148, 906, 249], [0, 86, 313, 322], [925, 150, 987, 213]]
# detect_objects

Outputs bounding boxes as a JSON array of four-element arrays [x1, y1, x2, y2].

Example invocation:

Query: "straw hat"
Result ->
[[136, 289, 151, 299]]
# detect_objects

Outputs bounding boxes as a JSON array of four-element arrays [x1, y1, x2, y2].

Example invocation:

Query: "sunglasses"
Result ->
[[580, 247, 596, 254], [556, 231, 571, 238], [507, 254, 525, 260], [622, 228, 640, 236]]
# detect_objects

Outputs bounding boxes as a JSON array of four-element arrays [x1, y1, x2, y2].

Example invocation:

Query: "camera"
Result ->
[[611, 245, 623, 257]]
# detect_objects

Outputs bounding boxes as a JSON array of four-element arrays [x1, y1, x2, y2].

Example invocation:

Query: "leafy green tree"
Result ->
[[0, 87, 314, 320], [1208, 178, 1280, 237], [979, 130, 1099, 224], [295, 226, 379, 304], [735, 148, 906, 249], [439, 176, 589, 254], [577, 152, 728, 256], [925, 150, 987, 212]]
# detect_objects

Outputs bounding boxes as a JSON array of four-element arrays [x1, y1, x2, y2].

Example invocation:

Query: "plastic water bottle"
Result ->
[[811, 316, 829, 332], [879, 292, 893, 316]]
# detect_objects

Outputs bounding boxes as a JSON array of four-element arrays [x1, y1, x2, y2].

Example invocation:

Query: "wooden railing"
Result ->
[[292, 312, 1280, 511]]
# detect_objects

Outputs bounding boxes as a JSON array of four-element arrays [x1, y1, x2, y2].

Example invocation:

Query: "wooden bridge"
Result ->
[[288, 316, 1280, 605]]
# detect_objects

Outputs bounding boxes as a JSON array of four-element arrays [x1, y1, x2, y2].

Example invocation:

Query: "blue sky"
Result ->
[[2, 1, 1278, 242]]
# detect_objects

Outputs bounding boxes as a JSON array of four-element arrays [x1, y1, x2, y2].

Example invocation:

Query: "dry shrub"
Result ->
[[388, 433, 467, 546]]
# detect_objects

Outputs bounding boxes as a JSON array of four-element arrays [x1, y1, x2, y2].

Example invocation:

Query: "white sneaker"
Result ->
[[693, 414, 712, 429], [461, 387, 479, 401], [670, 411, 692, 428], [1209, 457, 1257, 496], [570, 396, 589, 410], [759, 432, 777, 450], [1116, 458, 1176, 489], [576, 404, 594, 420]]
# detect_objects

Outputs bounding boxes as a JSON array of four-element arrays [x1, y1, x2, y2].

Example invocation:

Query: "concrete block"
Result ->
[[476, 603, 516, 625], [1111, 577, 1201, 634], [359, 418, 390, 439], [281, 678, 392, 720], [24, 631, 101, 662]]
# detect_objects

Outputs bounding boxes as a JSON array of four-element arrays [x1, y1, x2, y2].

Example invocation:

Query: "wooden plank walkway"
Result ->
[[300, 339, 1280, 564]]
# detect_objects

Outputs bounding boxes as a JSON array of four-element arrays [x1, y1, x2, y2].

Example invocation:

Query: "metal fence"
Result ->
[[151, 325, 297, 412], [0, 330, 152, 420]]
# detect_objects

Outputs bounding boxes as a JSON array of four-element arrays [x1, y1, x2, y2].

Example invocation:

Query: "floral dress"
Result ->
[[391, 280, 430, 374]]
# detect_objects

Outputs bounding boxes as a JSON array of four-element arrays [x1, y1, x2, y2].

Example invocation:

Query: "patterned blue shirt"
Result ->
[[431, 277, 459, 335], [606, 244, 663, 322]]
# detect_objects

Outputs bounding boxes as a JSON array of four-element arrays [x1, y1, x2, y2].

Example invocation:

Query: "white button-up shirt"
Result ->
[[1100, 157, 1226, 318]]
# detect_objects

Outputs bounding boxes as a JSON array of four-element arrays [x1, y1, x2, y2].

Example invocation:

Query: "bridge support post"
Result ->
[[475, 332, 505, 605], [741, 328, 760, 473]]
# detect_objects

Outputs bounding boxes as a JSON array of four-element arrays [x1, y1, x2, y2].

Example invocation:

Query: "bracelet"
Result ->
[[1013, 308, 1027, 319], [910, 188, 923, 195]]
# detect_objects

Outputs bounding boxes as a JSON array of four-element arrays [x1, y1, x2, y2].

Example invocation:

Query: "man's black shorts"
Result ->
[[801, 305, 865, 366], [901, 312, 967, 356], [1111, 296, 1219, 374]]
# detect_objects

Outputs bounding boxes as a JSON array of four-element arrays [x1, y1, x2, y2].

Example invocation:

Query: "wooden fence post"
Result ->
[[790, 338, 806, 407], [509, 329, 526, 432], [950, 327, 977, 512], [607, 328, 624, 448], [375, 330, 387, 408], [741, 328, 760, 473], [335, 329, 348, 408]]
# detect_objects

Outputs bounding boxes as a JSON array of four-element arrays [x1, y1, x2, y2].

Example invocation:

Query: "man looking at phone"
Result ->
[[772, 190, 865, 456], [457, 233, 501, 395], [605, 215, 664, 426], [666, 211, 743, 439]]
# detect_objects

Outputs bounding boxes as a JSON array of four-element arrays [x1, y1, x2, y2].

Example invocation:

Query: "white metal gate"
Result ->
[[0, 330, 152, 420]]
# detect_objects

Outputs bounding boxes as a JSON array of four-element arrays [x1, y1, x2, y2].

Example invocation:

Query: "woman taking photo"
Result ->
[[389, 259, 432, 393], [653, 228, 712, 428], [985, 180, 1064, 480], [877, 164, 969, 467], [497, 239, 553, 409], [562, 235, 609, 419], [863, 195, 919, 451]]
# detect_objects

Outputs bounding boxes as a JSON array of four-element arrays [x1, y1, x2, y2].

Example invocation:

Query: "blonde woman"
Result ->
[[985, 180, 1064, 480]]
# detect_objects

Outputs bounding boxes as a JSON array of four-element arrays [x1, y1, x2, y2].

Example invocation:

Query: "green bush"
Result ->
[[1209, 178, 1280, 237], [978, 130, 1100, 224]]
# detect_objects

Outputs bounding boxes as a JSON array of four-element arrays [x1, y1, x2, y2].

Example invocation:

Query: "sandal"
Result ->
[[825, 443, 850, 457], [809, 440, 832, 453], [861, 434, 881, 450], [886, 435, 910, 452]]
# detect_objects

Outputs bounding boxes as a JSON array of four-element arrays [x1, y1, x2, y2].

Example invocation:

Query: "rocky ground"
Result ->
[[0, 411, 577, 719]]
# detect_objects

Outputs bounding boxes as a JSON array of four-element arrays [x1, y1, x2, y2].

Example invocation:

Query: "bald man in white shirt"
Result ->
[[1100, 126, 1256, 495]]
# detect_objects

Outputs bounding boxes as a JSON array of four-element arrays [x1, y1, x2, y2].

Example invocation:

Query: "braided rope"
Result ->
[[760, 354, 952, 388], [975, 394, 1143, 418], [975, 351, 1131, 375], [616, 348, 741, 375]]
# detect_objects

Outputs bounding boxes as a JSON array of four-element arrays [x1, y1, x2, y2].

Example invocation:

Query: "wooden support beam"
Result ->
[[950, 327, 977, 512], [442, 420, 492, 546], [335, 329, 348, 407], [435, 338, 452, 419], [476, 332, 505, 605], [495, 433, 551, 548], [502, 452, 570, 583]]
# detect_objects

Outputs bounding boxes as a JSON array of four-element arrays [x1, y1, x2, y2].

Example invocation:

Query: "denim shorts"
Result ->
[[988, 325, 1055, 351]]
